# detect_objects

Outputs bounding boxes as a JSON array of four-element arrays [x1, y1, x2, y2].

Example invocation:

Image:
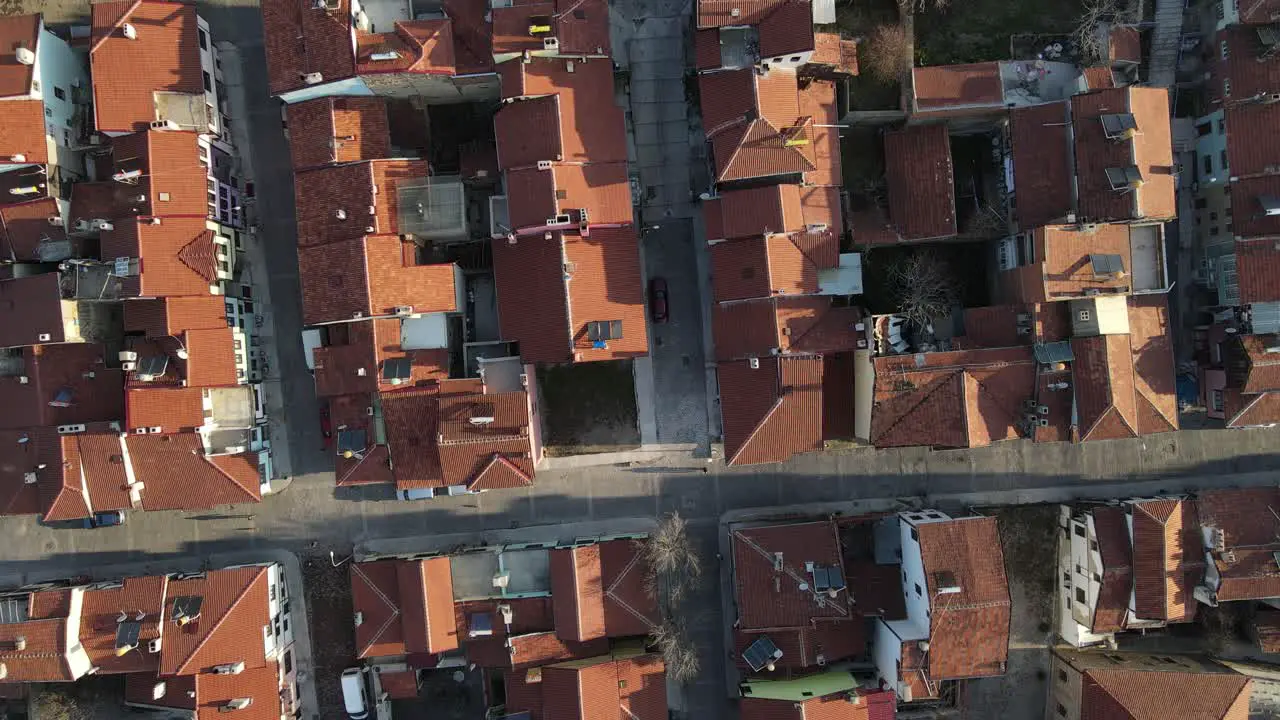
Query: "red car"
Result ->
[[319, 403, 333, 451], [649, 277, 669, 323]]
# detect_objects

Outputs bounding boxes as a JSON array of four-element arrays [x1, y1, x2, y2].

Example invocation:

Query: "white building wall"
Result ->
[[196, 14, 221, 138], [872, 618, 905, 694]]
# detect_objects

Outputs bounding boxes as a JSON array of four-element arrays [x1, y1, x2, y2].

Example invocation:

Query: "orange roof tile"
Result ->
[[0, 100, 47, 165], [491, 232, 571, 363], [1082, 669, 1250, 720], [717, 185, 804, 240], [123, 296, 228, 338], [913, 62, 1003, 111], [495, 95, 564, 169], [719, 355, 823, 465], [0, 15, 39, 98], [158, 566, 270, 675], [294, 159, 430, 246], [80, 575, 167, 673], [0, 272, 67, 347], [380, 386, 443, 489], [130, 433, 262, 510], [541, 654, 666, 720], [1010, 101, 1073, 229], [126, 386, 205, 433], [884, 123, 956, 240], [731, 520, 846, 628], [298, 235, 458, 324], [550, 545, 607, 642], [350, 558, 458, 658], [564, 228, 648, 362], [110, 130, 208, 217], [90, 1, 204, 133], [261, 0, 356, 96], [0, 197, 68, 262], [100, 218, 218, 298], [1236, 238, 1280, 304], [194, 660, 283, 720], [1131, 498, 1199, 622], [1072, 87, 1175, 223], [0, 618, 72, 681], [356, 20, 456, 75], [286, 96, 391, 170], [1198, 488, 1280, 602]]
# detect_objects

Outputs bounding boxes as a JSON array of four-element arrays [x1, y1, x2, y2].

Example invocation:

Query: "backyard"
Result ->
[[913, 0, 1089, 65], [536, 361, 641, 455], [301, 552, 358, 720]]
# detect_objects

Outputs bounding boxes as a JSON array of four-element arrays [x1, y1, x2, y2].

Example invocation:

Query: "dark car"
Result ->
[[83, 511, 125, 529], [319, 403, 333, 450], [649, 277, 669, 323]]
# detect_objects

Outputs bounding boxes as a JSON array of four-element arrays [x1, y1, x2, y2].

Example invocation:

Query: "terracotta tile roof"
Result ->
[[100, 218, 218, 298], [157, 566, 270, 675], [1036, 223, 1138, 300], [916, 516, 1010, 681], [350, 558, 458, 658], [261, 0, 356, 96], [1130, 498, 1198, 622], [294, 160, 430, 246], [1081, 669, 1250, 720], [298, 235, 458, 324], [550, 545, 607, 642], [503, 669, 543, 717], [441, 0, 493, 74], [90, 1, 204, 133], [1236, 238, 1280, 304], [110, 130, 208, 218], [1234, 334, 1280, 392], [124, 296, 228, 337], [564, 228, 648, 362], [130, 433, 262, 510], [194, 659, 284, 720], [871, 347, 1035, 449], [1090, 506, 1133, 634], [1257, 609, 1280, 652], [822, 352, 856, 441], [0, 618, 72, 681], [710, 238, 770, 302], [0, 197, 66, 263], [712, 118, 815, 183], [715, 297, 861, 361], [356, 20, 455, 75], [377, 670, 419, 699], [912, 62, 1003, 111], [39, 426, 133, 522], [953, 305, 1021, 350], [717, 185, 804, 239], [0, 344, 125, 431], [731, 520, 846, 629], [495, 96, 563, 169], [0, 100, 47, 165], [124, 335, 192, 388], [1108, 25, 1141, 64], [701, 68, 815, 182], [505, 162, 633, 231], [436, 391, 534, 488], [699, 68, 757, 134], [1197, 487, 1280, 601], [805, 125, 842, 187], [0, 272, 67, 347], [1071, 87, 1176, 222], [313, 324, 378, 399], [0, 14, 38, 98], [712, 299, 778, 361], [1216, 26, 1280, 104], [380, 386, 443, 489], [811, 33, 859, 75], [740, 690, 895, 720], [176, 327, 237, 387], [492, 0, 610, 56], [719, 356, 823, 465], [695, 28, 721, 70], [68, 180, 130, 227], [1223, 388, 1280, 427], [80, 575, 167, 673], [124, 672, 197, 709], [541, 653, 667, 720], [1229, 175, 1280, 238], [491, 232, 572, 363], [757, 0, 814, 58], [286, 96, 391, 170], [126, 386, 205, 433], [1010, 101, 1073, 229], [697, 0, 786, 27], [499, 58, 626, 161], [0, 429, 43, 516], [31, 427, 91, 522], [733, 622, 865, 673], [1082, 65, 1116, 89], [884, 124, 956, 240], [800, 186, 842, 236]]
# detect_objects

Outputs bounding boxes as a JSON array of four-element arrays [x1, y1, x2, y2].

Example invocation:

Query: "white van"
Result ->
[[340, 667, 369, 719]]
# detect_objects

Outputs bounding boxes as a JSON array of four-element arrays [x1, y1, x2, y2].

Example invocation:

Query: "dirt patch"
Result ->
[[914, 0, 1087, 65], [537, 361, 640, 454], [302, 553, 358, 720]]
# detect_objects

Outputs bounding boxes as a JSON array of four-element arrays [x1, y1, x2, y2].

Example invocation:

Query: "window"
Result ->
[[915, 584, 922, 596], [1089, 540, 1098, 551], [1212, 389, 1225, 412], [1221, 150, 1229, 170], [283, 650, 292, 674], [1225, 79, 1232, 96], [1218, 118, 1226, 134], [1078, 310, 1091, 322], [53, 86, 65, 101], [1057, 704, 1067, 717], [1204, 154, 1214, 175], [789, 56, 801, 62], [1195, 198, 1208, 209], [1210, 212, 1219, 221], [203, 71, 212, 93], [1197, 122, 1212, 136], [1074, 525, 1086, 537], [1221, 40, 1230, 59], [910, 527, 919, 541], [1075, 588, 1086, 603], [1058, 669, 1068, 683], [269, 582, 277, 601], [199, 28, 208, 50], [44, 106, 51, 118], [1210, 227, 1221, 236]]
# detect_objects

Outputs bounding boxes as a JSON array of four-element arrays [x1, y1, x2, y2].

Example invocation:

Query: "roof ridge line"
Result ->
[[874, 369, 963, 445], [350, 562, 402, 657], [604, 546, 657, 630], [732, 529, 848, 618], [727, 394, 786, 465], [90, 0, 143, 54], [202, 453, 262, 504], [172, 567, 264, 675]]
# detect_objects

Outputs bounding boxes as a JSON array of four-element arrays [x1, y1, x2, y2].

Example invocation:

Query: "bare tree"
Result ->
[[885, 251, 960, 327], [862, 24, 909, 84], [897, 0, 949, 14], [649, 618, 700, 685], [641, 511, 701, 607], [1071, 0, 1136, 64]]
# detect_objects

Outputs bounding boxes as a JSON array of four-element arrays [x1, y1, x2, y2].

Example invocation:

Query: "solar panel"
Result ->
[[1033, 341, 1074, 365], [469, 612, 493, 637], [137, 354, 169, 378], [813, 566, 830, 591], [1259, 24, 1280, 47], [825, 566, 846, 592], [1089, 253, 1125, 274], [1100, 113, 1137, 138], [382, 357, 411, 381], [586, 320, 623, 342], [171, 595, 204, 622], [742, 635, 783, 672], [1104, 166, 1143, 190], [48, 387, 74, 408], [336, 428, 367, 453], [115, 620, 141, 650]]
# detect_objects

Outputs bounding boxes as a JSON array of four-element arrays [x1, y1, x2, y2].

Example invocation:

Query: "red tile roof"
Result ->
[[286, 96, 391, 170], [123, 296, 228, 337], [718, 356, 823, 465], [100, 217, 219, 298], [0, 100, 48, 165], [701, 68, 816, 183], [130, 432, 262, 510], [0, 429, 44, 516], [912, 63, 1003, 112], [495, 96, 564, 169], [883, 124, 956, 240], [380, 386, 443, 489], [261, 0, 356, 96], [1197, 487, 1280, 602], [504, 162, 633, 230], [0, 618, 73, 681], [0, 344, 125, 431], [0, 272, 68, 347], [715, 185, 804, 240], [1216, 26, 1280, 104], [1090, 506, 1133, 634], [915, 516, 1009, 681], [1236, 238, 1280, 304], [350, 557, 458, 658], [1229, 174, 1280, 238], [194, 659, 283, 720], [1072, 87, 1176, 222], [734, 621, 865, 673], [90, 1, 204, 133], [1108, 25, 1141, 64], [1010, 101, 1073, 229], [695, 29, 721, 71], [871, 347, 1035, 449], [294, 160, 430, 247], [110, 130, 208, 218], [126, 386, 205, 433], [1131, 498, 1199, 622], [710, 239, 770, 302], [356, 19, 456, 75], [39, 426, 134, 522], [713, 297, 862, 361], [1234, 334, 1280, 392], [1081, 669, 1250, 720], [1257, 609, 1280, 652], [1082, 65, 1116, 89], [540, 653, 667, 720], [697, 0, 786, 27], [740, 690, 895, 720], [0, 14, 38, 98], [80, 575, 167, 673], [298, 235, 458, 324], [757, 0, 813, 58], [811, 33, 859, 75], [491, 0, 610, 56], [731, 520, 847, 629], [550, 545, 607, 642], [491, 233, 572, 363], [157, 566, 270, 675], [1223, 389, 1280, 428], [564, 228, 648, 362], [1034, 223, 1141, 300]]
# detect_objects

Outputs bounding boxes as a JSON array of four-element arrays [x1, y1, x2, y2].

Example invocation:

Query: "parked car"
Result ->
[[649, 277, 669, 323], [82, 511, 125, 529], [341, 668, 369, 720]]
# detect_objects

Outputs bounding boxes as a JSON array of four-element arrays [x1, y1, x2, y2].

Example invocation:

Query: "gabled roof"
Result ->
[[0, 617, 72, 681], [496, 58, 627, 165], [731, 520, 846, 629], [757, 0, 814, 58], [1223, 101, 1280, 181], [504, 162, 632, 230], [1197, 487, 1280, 602], [126, 385, 205, 434], [1223, 388, 1280, 428], [811, 32, 860, 75], [100, 217, 219, 298], [294, 159, 430, 247], [80, 574, 167, 673], [700, 68, 816, 183], [158, 566, 269, 676], [915, 516, 1010, 681], [356, 19, 455, 75], [1091, 506, 1133, 634], [350, 557, 457, 658], [883, 123, 956, 240], [1130, 498, 1199, 622], [36, 424, 133, 522], [130, 432, 262, 510], [548, 540, 659, 644], [297, 235, 457, 324], [0, 343, 125, 431], [0, 100, 48, 165], [110, 130, 208, 217], [912, 62, 1004, 112], [697, 0, 787, 28], [1071, 86, 1175, 222], [1215, 26, 1280, 104], [123, 296, 228, 338], [1236, 238, 1280, 304], [1010, 101, 1073, 229], [0, 429, 44, 516], [718, 356, 823, 466], [491, 232, 571, 363], [1081, 668, 1250, 720], [0, 272, 67, 348], [1228, 174, 1280, 239], [540, 653, 667, 720], [285, 96, 391, 171], [709, 233, 822, 302], [0, 14, 39, 98], [90, 0, 204, 133], [871, 347, 1035, 449], [491, 0, 611, 57], [712, 296, 861, 361], [1233, 333, 1280, 393], [261, 0, 356, 96], [708, 185, 804, 240]]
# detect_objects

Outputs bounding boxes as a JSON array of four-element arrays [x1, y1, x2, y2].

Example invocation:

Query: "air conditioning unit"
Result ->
[[15, 47, 34, 66], [213, 661, 245, 675], [99, 222, 114, 231], [301, 72, 324, 85], [492, 571, 510, 589], [498, 604, 513, 624], [23, 472, 36, 485], [122, 22, 137, 39], [543, 37, 559, 51], [148, 638, 162, 653], [48, 216, 63, 226], [351, 311, 364, 319], [8, 154, 24, 163], [749, 357, 760, 369], [148, 426, 163, 434], [394, 305, 414, 316], [57, 424, 86, 434], [37, 333, 51, 342], [536, 160, 553, 170], [119, 350, 138, 362]]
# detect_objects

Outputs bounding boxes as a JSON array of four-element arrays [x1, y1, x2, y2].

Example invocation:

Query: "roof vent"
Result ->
[[122, 23, 137, 40], [213, 661, 245, 675], [335, 208, 347, 220], [368, 51, 401, 61], [219, 698, 252, 712], [301, 72, 324, 85], [13, 637, 25, 652], [15, 47, 34, 66]]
